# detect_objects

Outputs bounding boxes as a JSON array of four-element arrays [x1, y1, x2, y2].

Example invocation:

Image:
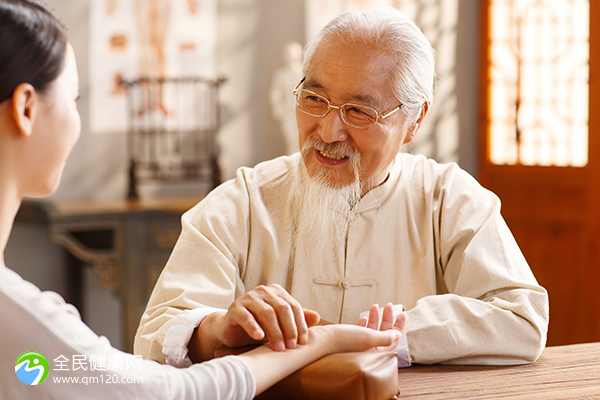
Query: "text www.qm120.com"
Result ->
[[53, 374, 143, 385]]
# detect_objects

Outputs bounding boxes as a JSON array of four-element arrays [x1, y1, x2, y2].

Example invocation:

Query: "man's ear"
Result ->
[[403, 102, 430, 145], [11, 83, 38, 137]]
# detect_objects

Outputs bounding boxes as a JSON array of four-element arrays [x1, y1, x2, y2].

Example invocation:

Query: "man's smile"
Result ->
[[318, 149, 348, 160], [315, 148, 350, 165]]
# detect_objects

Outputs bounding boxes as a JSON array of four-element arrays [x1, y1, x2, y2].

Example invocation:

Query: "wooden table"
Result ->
[[397, 342, 600, 399]]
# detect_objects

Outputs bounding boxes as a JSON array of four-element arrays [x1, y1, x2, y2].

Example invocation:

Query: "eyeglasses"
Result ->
[[292, 79, 404, 129]]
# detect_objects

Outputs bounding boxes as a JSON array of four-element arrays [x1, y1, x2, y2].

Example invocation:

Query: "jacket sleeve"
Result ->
[[134, 169, 252, 363], [404, 164, 549, 365]]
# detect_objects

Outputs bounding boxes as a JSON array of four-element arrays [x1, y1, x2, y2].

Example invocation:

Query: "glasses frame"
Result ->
[[292, 79, 404, 129]]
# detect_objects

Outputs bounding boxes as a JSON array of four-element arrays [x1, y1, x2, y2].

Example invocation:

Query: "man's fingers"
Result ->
[[304, 309, 321, 327], [301, 309, 320, 344], [264, 285, 307, 349], [276, 286, 318, 348], [233, 307, 265, 341], [222, 284, 313, 351], [240, 284, 308, 351], [243, 298, 287, 351], [379, 303, 395, 331], [366, 304, 380, 330], [218, 305, 266, 348], [272, 299, 299, 350]]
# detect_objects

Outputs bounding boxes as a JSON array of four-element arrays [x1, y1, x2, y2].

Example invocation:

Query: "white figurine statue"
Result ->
[[270, 41, 304, 155]]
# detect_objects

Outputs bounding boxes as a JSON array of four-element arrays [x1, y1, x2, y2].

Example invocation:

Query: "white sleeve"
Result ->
[[1, 268, 255, 400], [359, 304, 410, 368], [182, 356, 256, 400], [163, 307, 226, 367]]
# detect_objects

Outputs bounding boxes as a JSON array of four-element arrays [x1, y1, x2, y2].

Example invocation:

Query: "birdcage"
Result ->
[[121, 76, 225, 199]]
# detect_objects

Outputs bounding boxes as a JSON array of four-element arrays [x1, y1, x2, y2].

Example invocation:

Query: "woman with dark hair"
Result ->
[[0, 0, 68, 103], [0, 1, 403, 399]]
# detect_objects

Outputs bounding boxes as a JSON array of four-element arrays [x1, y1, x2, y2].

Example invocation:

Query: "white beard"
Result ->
[[289, 138, 363, 268]]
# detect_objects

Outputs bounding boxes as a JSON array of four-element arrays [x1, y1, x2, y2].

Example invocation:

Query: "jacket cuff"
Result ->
[[162, 307, 226, 367]]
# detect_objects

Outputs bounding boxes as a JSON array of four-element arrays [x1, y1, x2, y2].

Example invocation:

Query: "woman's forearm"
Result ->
[[239, 340, 327, 395], [238, 324, 401, 396]]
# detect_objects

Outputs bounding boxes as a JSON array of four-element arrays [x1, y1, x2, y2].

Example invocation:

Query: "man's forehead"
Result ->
[[303, 38, 397, 106]]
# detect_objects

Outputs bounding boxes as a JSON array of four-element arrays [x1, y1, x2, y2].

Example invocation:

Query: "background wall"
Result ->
[[5, 0, 479, 349], [39, 0, 479, 201]]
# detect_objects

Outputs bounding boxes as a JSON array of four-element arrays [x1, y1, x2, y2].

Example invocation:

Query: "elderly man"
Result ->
[[134, 6, 549, 368]]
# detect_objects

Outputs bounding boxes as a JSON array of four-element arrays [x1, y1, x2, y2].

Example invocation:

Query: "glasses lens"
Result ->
[[342, 104, 378, 128], [297, 90, 329, 116]]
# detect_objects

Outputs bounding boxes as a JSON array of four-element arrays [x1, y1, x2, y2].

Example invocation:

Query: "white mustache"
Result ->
[[301, 137, 361, 170]]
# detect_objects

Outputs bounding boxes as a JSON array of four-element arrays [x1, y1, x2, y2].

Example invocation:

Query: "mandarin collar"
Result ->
[[353, 153, 403, 213]]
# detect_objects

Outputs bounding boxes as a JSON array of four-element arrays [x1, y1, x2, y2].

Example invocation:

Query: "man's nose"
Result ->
[[318, 107, 349, 143]]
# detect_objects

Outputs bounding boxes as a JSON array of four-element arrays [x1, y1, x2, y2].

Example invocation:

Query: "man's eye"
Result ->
[[347, 106, 375, 118], [306, 95, 325, 103]]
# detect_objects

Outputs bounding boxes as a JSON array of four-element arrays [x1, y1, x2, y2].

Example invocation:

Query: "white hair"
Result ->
[[302, 5, 436, 122]]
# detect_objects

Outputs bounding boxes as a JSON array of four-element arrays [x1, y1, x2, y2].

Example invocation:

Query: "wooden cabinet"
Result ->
[[18, 197, 199, 352]]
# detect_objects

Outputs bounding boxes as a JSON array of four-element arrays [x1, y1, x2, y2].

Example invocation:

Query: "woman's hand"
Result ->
[[357, 303, 407, 334], [307, 323, 402, 356]]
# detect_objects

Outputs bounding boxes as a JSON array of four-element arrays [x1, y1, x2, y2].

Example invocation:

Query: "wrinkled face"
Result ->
[[297, 39, 418, 194], [29, 44, 81, 196]]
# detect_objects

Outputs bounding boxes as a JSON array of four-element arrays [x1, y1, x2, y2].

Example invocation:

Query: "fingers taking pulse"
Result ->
[[219, 284, 320, 352]]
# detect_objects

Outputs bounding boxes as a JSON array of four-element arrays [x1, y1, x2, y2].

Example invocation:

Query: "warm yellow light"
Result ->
[[489, 0, 589, 167]]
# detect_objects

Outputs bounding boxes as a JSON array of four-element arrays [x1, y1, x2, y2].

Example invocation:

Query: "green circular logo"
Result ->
[[15, 351, 49, 385]]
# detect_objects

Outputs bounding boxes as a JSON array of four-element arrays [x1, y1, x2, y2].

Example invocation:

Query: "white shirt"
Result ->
[[0, 266, 255, 400]]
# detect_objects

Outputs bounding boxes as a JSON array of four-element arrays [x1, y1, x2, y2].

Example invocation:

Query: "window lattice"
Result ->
[[489, 0, 589, 166]]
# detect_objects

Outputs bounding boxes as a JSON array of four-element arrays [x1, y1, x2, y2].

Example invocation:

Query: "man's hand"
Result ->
[[357, 303, 406, 334], [217, 284, 319, 351], [189, 284, 319, 363]]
